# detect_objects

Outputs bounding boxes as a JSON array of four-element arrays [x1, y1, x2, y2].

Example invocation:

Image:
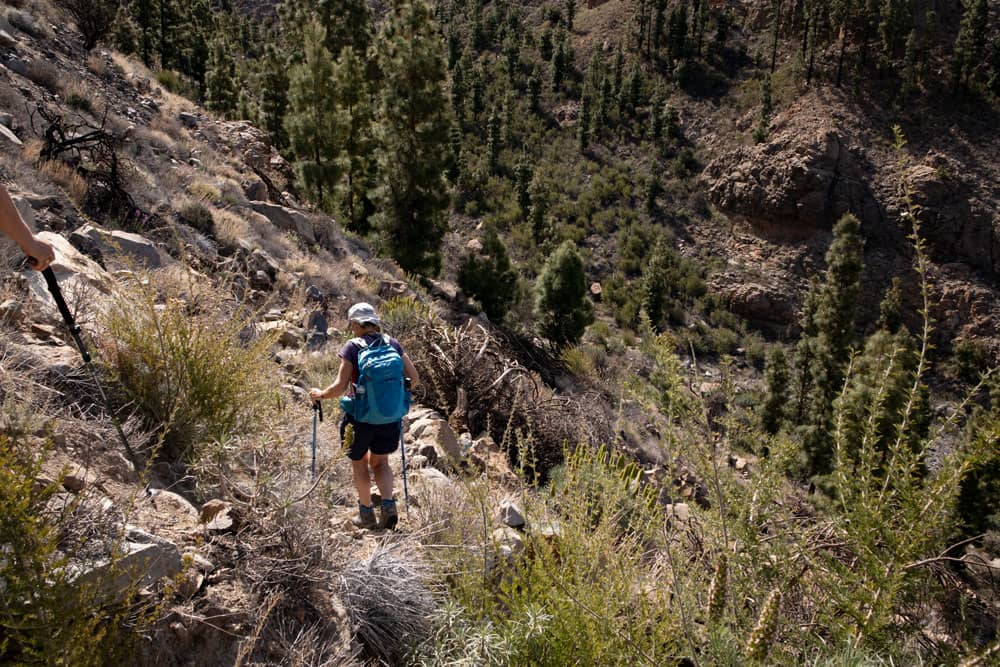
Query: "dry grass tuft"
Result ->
[[39, 158, 87, 205], [339, 543, 437, 665]]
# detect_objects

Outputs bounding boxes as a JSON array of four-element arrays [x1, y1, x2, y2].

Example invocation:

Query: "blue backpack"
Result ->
[[340, 335, 410, 424]]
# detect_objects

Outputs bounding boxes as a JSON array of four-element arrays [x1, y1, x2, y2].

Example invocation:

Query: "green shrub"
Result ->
[[379, 296, 435, 346], [177, 200, 215, 236], [951, 338, 991, 385], [101, 273, 279, 469], [66, 91, 93, 113], [156, 69, 184, 95], [0, 436, 136, 665]]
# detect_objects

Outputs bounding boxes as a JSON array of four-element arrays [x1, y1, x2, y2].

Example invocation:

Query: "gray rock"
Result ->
[[665, 503, 691, 522], [182, 550, 216, 573], [0, 123, 22, 146], [248, 248, 280, 280], [0, 111, 14, 127], [405, 454, 429, 469], [250, 201, 315, 244], [76, 541, 182, 601], [416, 443, 441, 467], [0, 30, 17, 50], [3, 57, 29, 77], [149, 490, 199, 517], [244, 179, 267, 201], [178, 112, 198, 129], [492, 526, 525, 554], [61, 465, 94, 492], [0, 299, 23, 323], [498, 499, 525, 528], [412, 467, 451, 488], [72, 225, 161, 268]]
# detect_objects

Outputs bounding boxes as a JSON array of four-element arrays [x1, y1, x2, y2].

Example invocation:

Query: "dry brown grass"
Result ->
[[23, 59, 62, 92], [109, 53, 196, 117], [213, 208, 257, 249], [39, 158, 86, 205], [148, 114, 187, 145], [85, 53, 107, 77], [186, 179, 221, 203]]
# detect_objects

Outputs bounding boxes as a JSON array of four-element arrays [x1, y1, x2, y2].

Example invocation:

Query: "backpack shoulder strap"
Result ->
[[352, 336, 368, 350]]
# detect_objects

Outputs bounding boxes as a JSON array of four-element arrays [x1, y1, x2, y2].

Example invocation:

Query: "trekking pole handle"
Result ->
[[314, 400, 323, 422], [40, 266, 91, 363]]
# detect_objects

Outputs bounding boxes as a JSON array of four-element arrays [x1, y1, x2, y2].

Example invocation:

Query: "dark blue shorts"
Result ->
[[340, 414, 400, 461]]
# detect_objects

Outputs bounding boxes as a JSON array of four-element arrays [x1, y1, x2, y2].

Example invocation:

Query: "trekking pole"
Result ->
[[36, 265, 139, 469], [311, 400, 322, 481], [398, 423, 409, 513], [399, 376, 411, 512]]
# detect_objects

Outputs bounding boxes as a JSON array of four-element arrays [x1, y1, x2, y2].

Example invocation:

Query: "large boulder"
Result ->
[[703, 96, 879, 238], [70, 224, 162, 268], [250, 201, 316, 244], [905, 158, 999, 276], [24, 232, 112, 322], [75, 540, 182, 602]]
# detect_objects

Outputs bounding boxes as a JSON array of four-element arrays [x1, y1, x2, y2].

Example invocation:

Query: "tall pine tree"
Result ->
[[205, 37, 238, 116], [285, 22, 341, 211], [535, 240, 594, 347], [371, 0, 453, 275], [332, 46, 376, 234]]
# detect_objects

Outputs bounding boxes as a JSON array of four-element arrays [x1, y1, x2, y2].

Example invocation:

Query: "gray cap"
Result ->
[[347, 302, 380, 326]]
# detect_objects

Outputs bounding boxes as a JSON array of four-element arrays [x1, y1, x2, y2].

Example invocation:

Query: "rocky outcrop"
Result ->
[[905, 156, 999, 276], [704, 125, 879, 238], [703, 91, 882, 239], [70, 224, 162, 268], [250, 201, 316, 244]]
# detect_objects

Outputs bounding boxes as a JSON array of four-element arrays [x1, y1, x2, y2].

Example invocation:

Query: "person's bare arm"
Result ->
[[0, 186, 55, 270], [309, 358, 354, 402], [402, 352, 420, 388]]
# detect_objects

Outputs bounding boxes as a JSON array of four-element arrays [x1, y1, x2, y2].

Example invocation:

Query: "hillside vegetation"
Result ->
[[0, 0, 999, 664]]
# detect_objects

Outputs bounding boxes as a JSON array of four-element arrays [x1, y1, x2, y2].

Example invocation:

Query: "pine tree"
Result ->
[[529, 177, 549, 242], [157, 0, 180, 69], [652, 0, 667, 52], [761, 347, 790, 434], [613, 45, 624, 93], [535, 240, 594, 347], [458, 225, 518, 320], [952, 0, 990, 93], [643, 173, 660, 215], [792, 276, 821, 425], [371, 0, 453, 276], [259, 45, 290, 149], [132, 0, 157, 67], [470, 65, 485, 116], [527, 70, 542, 113], [487, 106, 502, 173], [577, 95, 591, 151], [803, 213, 865, 475], [552, 31, 568, 92], [205, 37, 238, 116], [333, 46, 376, 234], [285, 22, 341, 211], [565, 0, 576, 31], [178, 0, 212, 98], [642, 237, 672, 330], [111, 5, 138, 55], [514, 154, 533, 214]]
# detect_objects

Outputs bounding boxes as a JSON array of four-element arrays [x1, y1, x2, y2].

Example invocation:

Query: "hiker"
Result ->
[[309, 302, 420, 529], [0, 185, 56, 270]]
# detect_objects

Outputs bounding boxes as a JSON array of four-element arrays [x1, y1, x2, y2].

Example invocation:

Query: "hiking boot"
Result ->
[[379, 499, 398, 530], [352, 503, 377, 529]]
